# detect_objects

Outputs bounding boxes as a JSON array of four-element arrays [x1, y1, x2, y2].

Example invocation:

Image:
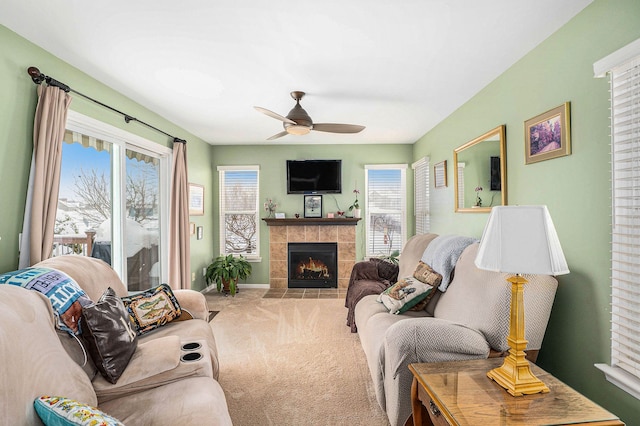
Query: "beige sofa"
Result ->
[[352, 234, 558, 426], [0, 255, 232, 425]]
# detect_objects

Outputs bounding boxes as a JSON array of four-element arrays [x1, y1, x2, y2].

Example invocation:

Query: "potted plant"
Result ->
[[205, 254, 252, 296]]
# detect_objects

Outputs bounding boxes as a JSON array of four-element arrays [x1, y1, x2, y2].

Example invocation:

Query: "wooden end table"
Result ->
[[409, 359, 624, 426]]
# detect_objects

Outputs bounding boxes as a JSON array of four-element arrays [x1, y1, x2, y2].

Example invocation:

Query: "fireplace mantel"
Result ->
[[263, 218, 360, 226]]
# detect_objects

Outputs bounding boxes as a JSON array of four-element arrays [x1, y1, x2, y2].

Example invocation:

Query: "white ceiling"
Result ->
[[2, 0, 593, 145]]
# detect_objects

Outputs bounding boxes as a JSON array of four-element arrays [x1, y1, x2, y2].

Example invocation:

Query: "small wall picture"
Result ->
[[196, 226, 203, 240], [525, 102, 571, 165], [434, 160, 447, 188], [304, 195, 322, 218], [189, 183, 205, 216], [189, 222, 196, 235]]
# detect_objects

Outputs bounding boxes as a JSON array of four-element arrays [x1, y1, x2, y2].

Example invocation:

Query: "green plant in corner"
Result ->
[[205, 254, 252, 296]]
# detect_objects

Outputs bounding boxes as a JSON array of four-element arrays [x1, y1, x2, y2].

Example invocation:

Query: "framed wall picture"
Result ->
[[189, 183, 205, 216], [434, 160, 447, 188], [304, 195, 322, 218], [189, 222, 196, 235], [525, 102, 571, 165], [196, 226, 203, 240]]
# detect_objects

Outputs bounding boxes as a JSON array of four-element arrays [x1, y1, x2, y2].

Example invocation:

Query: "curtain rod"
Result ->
[[27, 66, 186, 144]]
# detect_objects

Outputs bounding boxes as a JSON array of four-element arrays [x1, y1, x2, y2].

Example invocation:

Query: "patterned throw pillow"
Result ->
[[377, 277, 436, 314], [413, 261, 443, 287], [121, 284, 181, 335], [0, 267, 91, 335], [81, 287, 138, 384], [34, 396, 124, 426]]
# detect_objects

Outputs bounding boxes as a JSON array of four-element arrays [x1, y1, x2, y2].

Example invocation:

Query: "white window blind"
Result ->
[[412, 157, 430, 235], [611, 57, 640, 381], [218, 166, 259, 257], [365, 165, 407, 258], [594, 37, 640, 401]]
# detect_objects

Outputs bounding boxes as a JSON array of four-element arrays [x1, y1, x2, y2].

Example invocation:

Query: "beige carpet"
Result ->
[[205, 289, 389, 426]]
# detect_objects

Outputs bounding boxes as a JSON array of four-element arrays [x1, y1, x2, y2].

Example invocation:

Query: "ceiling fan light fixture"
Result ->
[[286, 125, 311, 136]]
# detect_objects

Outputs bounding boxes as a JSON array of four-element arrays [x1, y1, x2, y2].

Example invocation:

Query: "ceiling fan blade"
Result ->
[[312, 123, 365, 134], [267, 131, 289, 141], [254, 106, 296, 124]]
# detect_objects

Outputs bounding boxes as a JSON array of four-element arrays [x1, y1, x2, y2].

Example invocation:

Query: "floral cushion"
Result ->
[[34, 396, 124, 426]]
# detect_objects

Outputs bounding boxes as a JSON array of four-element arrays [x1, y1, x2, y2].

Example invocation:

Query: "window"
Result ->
[[365, 164, 407, 258], [218, 166, 260, 258], [594, 38, 640, 399], [412, 157, 430, 235], [57, 111, 171, 291]]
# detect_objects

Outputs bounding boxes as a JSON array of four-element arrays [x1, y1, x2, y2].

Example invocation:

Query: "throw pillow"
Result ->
[[0, 267, 91, 335], [34, 396, 124, 426], [377, 277, 436, 314], [80, 287, 138, 384], [413, 261, 443, 287], [121, 284, 182, 335]]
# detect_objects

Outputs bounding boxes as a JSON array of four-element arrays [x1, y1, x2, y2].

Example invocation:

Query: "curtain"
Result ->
[[169, 140, 190, 289], [19, 85, 72, 268]]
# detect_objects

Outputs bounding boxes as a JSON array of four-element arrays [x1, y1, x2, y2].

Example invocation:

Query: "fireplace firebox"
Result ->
[[288, 242, 338, 288]]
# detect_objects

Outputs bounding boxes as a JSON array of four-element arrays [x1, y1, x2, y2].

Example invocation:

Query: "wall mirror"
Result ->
[[453, 125, 507, 213]]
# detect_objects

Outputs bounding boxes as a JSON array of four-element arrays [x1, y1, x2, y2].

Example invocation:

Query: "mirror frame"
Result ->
[[453, 125, 507, 213]]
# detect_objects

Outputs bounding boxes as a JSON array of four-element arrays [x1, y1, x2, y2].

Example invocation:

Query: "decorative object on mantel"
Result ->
[[348, 187, 361, 218], [304, 195, 322, 218], [264, 198, 277, 218], [475, 205, 569, 396], [525, 102, 571, 165], [275, 212, 285, 219]]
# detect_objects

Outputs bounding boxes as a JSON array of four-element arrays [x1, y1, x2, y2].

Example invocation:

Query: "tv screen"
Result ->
[[287, 160, 342, 194], [490, 156, 501, 191]]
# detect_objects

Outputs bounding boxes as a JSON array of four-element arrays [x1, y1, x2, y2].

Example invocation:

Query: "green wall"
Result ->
[[209, 144, 413, 287], [0, 25, 215, 289], [413, 1, 640, 422]]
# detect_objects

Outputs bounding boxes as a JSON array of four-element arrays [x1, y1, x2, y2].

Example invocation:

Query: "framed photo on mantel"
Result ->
[[304, 195, 322, 218]]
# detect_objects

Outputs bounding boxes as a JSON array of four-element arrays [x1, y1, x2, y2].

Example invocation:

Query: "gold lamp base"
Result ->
[[487, 275, 550, 397]]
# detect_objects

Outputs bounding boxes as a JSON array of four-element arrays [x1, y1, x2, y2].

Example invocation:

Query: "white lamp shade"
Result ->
[[475, 205, 569, 276]]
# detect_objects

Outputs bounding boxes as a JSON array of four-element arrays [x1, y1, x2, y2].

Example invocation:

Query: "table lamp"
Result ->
[[475, 205, 569, 396]]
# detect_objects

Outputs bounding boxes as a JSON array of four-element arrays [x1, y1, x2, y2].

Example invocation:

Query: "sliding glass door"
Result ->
[[55, 111, 170, 291]]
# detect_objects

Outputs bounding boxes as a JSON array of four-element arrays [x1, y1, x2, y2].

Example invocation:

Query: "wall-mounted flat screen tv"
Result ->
[[287, 159, 342, 194]]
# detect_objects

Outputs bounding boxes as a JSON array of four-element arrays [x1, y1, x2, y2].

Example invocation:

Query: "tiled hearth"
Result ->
[[263, 218, 359, 289]]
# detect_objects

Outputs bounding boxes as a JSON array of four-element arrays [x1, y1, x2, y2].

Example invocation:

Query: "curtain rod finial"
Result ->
[[27, 66, 44, 84]]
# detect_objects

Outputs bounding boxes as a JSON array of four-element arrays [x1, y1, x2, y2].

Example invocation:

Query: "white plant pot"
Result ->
[[353, 208, 361, 218]]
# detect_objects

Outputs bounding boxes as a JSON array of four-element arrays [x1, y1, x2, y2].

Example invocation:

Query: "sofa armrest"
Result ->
[[384, 317, 490, 379], [93, 335, 213, 402], [172, 289, 209, 321], [371, 258, 399, 283]]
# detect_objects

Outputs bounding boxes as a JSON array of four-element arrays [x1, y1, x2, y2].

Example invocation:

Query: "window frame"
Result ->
[[217, 165, 261, 261], [364, 164, 407, 259], [594, 37, 640, 401], [412, 157, 430, 235], [64, 110, 172, 286]]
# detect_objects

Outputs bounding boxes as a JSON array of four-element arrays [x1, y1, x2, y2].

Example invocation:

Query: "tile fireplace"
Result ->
[[263, 218, 359, 289]]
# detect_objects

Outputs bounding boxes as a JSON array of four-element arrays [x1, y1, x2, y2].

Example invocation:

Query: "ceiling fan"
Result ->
[[254, 91, 365, 140]]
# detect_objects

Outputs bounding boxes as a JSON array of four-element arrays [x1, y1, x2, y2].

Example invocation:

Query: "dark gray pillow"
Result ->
[[80, 287, 138, 384]]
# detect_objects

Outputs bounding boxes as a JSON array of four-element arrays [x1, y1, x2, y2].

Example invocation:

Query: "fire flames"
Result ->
[[295, 257, 330, 280]]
